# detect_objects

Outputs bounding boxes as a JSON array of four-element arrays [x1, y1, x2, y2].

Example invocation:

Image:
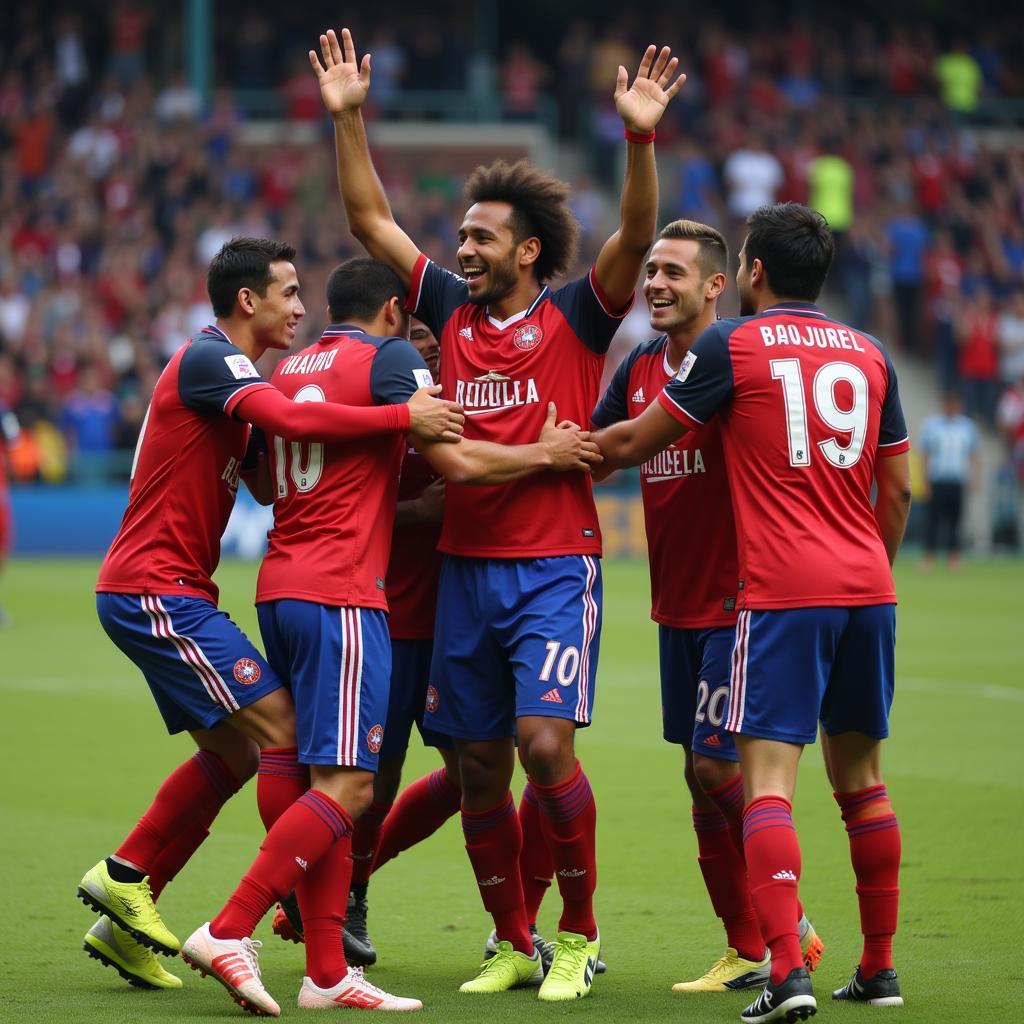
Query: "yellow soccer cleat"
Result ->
[[672, 947, 771, 992], [537, 930, 601, 1002], [77, 860, 180, 955], [84, 916, 183, 990], [799, 915, 825, 972], [459, 940, 542, 993]]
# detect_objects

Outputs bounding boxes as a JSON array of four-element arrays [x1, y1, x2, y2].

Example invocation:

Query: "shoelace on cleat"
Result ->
[[237, 938, 265, 983], [545, 938, 589, 983], [346, 966, 388, 998]]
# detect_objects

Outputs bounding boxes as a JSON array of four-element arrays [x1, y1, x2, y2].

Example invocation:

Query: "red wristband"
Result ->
[[624, 128, 656, 144]]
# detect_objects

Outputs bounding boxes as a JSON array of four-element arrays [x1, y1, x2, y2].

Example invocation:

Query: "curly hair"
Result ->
[[464, 160, 580, 283]]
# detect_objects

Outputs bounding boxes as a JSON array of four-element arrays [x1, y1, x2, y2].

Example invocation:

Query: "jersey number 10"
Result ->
[[274, 385, 325, 497], [770, 358, 869, 469]]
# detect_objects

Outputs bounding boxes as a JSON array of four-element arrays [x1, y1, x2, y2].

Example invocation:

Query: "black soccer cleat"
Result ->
[[741, 967, 817, 1023], [344, 888, 377, 967], [832, 966, 904, 1007]]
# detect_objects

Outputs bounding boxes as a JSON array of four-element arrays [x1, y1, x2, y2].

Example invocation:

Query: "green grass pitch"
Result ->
[[1, 557, 1021, 1022]]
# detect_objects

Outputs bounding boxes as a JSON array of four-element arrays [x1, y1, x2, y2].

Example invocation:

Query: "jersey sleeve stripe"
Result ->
[[404, 252, 430, 314], [657, 389, 704, 428], [877, 436, 911, 456], [224, 381, 274, 416], [588, 267, 633, 318]]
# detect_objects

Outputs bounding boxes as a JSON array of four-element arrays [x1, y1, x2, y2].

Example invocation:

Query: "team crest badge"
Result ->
[[425, 685, 440, 714], [233, 658, 262, 685], [366, 724, 384, 753], [513, 324, 543, 351]]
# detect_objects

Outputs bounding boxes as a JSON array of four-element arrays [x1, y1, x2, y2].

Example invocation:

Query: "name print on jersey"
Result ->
[[642, 445, 705, 483], [455, 370, 541, 417], [278, 349, 339, 376]]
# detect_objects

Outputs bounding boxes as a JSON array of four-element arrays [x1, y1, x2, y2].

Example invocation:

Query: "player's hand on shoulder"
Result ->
[[539, 402, 604, 474], [310, 27, 371, 114], [614, 44, 686, 132], [408, 385, 465, 444]]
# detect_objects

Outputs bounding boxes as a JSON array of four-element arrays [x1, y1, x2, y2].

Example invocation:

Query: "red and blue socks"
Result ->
[[462, 792, 533, 954], [349, 801, 391, 886], [518, 782, 554, 925], [691, 807, 764, 962], [112, 749, 242, 888], [835, 784, 901, 977], [742, 795, 803, 983], [211, 789, 352, 941], [373, 768, 461, 873], [530, 762, 598, 941]]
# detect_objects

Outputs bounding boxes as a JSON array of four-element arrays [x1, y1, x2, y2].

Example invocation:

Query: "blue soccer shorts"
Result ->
[[726, 604, 897, 746], [97, 592, 282, 735], [379, 638, 452, 760], [658, 625, 739, 761], [257, 600, 391, 770], [428, 555, 602, 741]]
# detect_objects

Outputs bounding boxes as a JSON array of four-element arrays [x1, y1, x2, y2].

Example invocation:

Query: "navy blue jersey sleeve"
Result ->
[[659, 321, 735, 426], [178, 337, 270, 415], [549, 268, 633, 355], [370, 337, 433, 405], [878, 350, 910, 449], [405, 254, 469, 339], [592, 345, 645, 427]]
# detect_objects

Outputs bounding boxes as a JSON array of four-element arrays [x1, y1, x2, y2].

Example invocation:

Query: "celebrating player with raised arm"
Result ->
[[590, 220, 822, 993], [311, 26, 684, 1001], [182, 258, 598, 1015], [593, 204, 912, 1023], [76, 237, 462, 996]]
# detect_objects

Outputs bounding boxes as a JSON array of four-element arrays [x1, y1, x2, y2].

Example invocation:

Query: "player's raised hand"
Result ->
[[614, 44, 686, 134], [408, 386, 465, 444], [309, 27, 371, 115], [539, 403, 605, 473]]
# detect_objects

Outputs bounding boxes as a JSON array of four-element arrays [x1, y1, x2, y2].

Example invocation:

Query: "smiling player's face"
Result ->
[[252, 261, 305, 351], [456, 201, 522, 306], [409, 318, 440, 379], [643, 238, 711, 332]]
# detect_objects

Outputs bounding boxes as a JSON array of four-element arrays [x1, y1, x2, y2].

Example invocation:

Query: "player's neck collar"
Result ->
[[763, 301, 827, 318], [485, 286, 549, 330], [204, 323, 232, 342], [323, 323, 368, 336]]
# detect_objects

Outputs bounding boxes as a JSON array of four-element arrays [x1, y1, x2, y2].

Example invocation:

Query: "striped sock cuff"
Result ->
[[834, 784, 891, 822], [427, 767, 461, 799], [692, 807, 730, 834], [521, 781, 540, 809], [193, 749, 242, 800], [707, 772, 745, 816], [258, 746, 308, 780], [298, 789, 353, 841], [530, 762, 594, 824], [461, 792, 515, 837], [742, 795, 795, 842]]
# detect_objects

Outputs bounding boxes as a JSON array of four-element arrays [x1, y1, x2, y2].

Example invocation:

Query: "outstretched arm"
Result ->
[[592, 400, 687, 470], [593, 45, 686, 310], [310, 27, 420, 287]]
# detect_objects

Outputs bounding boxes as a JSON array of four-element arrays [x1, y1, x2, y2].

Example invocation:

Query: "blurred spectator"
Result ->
[[919, 391, 981, 569], [886, 202, 929, 351], [723, 134, 784, 219], [934, 42, 983, 114], [154, 72, 202, 123], [58, 365, 120, 480], [997, 290, 1024, 385], [957, 290, 1000, 428], [502, 44, 549, 121], [808, 150, 854, 234]]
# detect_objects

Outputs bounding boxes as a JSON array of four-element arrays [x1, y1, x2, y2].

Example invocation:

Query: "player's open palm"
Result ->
[[310, 27, 370, 114], [614, 45, 686, 134]]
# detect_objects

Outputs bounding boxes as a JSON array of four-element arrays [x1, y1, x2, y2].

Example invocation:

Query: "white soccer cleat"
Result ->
[[180, 922, 281, 1017], [297, 967, 423, 1011]]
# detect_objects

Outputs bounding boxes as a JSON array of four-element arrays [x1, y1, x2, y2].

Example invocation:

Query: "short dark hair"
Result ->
[[207, 237, 296, 318], [658, 219, 729, 276], [326, 257, 406, 323], [744, 203, 835, 301], [464, 160, 580, 282]]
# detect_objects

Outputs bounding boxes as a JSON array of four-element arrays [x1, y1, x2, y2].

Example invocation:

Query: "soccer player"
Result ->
[[77, 237, 463, 992], [592, 203, 912, 1022], [311, 25, 684, 1000], [590, 219, 823, 991], [181, 257, 601, 1015]]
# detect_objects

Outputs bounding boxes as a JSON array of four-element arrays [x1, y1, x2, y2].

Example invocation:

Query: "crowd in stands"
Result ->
[[1, 4, 1023, 491]]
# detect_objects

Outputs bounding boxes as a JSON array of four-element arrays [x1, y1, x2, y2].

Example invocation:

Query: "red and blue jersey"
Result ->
[[658, 302, 910, 609], [255, 325, 431, 611], [593, 336, 738, 628], [386, 446, 443, 640], [98, 325, 274, 604], [406, 253, 631, 558]]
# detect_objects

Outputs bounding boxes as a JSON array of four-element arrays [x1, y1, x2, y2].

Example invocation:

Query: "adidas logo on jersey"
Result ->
[[540, 688, 563, 704], [772, 869, 797, 881], [459, 327, 474, 341], [631, 387, 646, 403]]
